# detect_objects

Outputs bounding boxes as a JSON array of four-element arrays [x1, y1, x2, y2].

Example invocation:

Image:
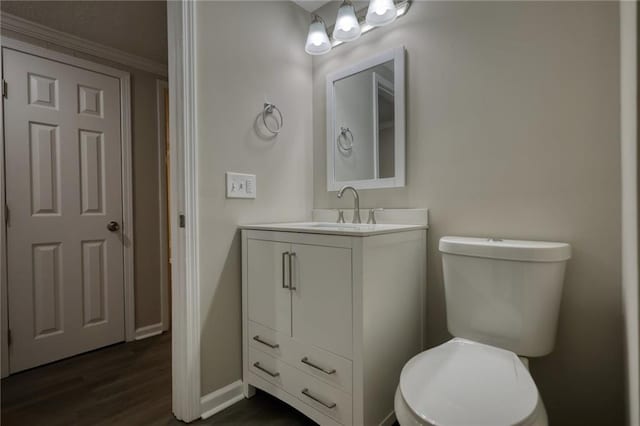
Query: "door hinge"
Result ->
[[2, 80, 7, 98], [5, 205, 9, 227], [8, 329, 11, 346], [179, 214, 185, 228]]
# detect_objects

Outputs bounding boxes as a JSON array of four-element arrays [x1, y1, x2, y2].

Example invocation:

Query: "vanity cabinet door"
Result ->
[[247, 239, 292, 335], [291, 244, 353, 359]]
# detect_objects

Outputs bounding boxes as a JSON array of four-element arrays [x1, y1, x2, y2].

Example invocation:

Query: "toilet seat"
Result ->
[[399, 338, 540, 426]]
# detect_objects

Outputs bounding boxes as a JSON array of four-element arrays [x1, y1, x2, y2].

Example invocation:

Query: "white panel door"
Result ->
[[247, 239, 292, 335], [291, 244, 353, 358], [3, 48, 125, 373]]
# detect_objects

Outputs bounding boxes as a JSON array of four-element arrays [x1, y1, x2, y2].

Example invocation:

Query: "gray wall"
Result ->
[[195, 1, 313, 394], [1, 1, 168, 329], [313, 1, 622, 424]]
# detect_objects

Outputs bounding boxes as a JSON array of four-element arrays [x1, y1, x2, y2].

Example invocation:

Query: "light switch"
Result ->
[[226, 172, 256, 199]]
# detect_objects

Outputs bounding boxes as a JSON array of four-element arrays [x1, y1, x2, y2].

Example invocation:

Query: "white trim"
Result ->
[[200, 380, 244, 420], [0, 42, 7, 379], [621, 2, 639, 425], [156, 79, 170, 333], [0, 12, 167, 77], [326, 46, 405, 191], [0, 37, 136, 369], [135, 323, 164, 341], [168, 0, 201, 422], [380, 411, 397, 426]]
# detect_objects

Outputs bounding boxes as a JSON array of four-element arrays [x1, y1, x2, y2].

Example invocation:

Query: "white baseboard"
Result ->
[[380, 410, 397, 426], [200, 380, 244, 420], [134, 323, 164, 340]]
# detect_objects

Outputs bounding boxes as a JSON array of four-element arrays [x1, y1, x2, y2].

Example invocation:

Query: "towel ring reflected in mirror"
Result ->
[[262, 102, 284, 135], [337, 126, 354, 152]]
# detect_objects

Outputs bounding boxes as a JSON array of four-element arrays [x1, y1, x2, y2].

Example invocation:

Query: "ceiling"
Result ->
[[292, 0, 332, 12]]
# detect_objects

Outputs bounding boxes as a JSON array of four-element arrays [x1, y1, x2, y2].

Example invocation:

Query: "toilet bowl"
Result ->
[[394, 338, 548, 426], [394, 236, 570, 426]]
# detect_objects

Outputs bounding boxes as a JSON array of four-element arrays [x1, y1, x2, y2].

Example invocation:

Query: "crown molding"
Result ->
[[0, 12, 167, 76]]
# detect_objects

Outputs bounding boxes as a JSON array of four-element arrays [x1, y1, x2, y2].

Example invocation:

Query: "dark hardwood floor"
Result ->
[[2, 333, 314, 426]]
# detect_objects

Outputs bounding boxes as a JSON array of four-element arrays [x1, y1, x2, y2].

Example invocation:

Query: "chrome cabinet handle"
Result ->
[[301, 388, 336, 409], [301, 357, 336, 375], [253, 362, 280, 378], [289, 252, 297, 290], [282, 251, 290, 289], [253, 335, 279, 349]]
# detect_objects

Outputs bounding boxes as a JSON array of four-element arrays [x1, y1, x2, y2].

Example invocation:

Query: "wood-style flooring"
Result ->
[[1, 333, 314, 425]]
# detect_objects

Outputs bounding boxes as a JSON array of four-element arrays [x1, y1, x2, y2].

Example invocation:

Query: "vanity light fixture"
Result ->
[[331, 1, 409, 48], [366, 0, 397, 27], [332, 0, 361, 42], [304, 1, 410, 55], [305, 14, 332, 55]]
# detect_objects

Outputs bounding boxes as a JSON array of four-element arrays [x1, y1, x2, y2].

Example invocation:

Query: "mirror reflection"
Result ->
[[333, 60, 395, 182]]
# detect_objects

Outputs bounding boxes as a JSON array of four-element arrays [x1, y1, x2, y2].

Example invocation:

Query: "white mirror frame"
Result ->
[[326, 46, 406, 191]]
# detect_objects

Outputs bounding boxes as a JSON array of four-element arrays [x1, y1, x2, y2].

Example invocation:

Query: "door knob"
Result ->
[[107, 221, 120, 232]]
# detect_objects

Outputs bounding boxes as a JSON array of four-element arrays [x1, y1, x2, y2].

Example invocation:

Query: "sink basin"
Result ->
[[241, 221, 427, 236]]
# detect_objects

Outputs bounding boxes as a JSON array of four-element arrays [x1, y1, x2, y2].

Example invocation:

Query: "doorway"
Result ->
[[1, 40, 135, 374]]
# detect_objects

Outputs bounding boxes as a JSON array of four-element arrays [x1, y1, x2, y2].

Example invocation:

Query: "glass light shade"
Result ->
[[305, 17, 331, 55], [366, 0, 397, 26], [332, 1, 361, 42]]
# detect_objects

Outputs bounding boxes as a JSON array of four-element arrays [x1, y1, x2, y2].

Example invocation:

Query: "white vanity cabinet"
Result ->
[[242, 226, 426, 426]]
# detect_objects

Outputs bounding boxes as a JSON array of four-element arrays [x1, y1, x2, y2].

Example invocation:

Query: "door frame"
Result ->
[[621, 1, 639, 424], [155, 78, 170, 333], [0, 37, 136, 377], [167, 0, 201, 421]]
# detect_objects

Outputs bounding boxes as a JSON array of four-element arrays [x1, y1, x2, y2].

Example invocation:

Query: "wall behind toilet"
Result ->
[[313, 1, 621, 424]]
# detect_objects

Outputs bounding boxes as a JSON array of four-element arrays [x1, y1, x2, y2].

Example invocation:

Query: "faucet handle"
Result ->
[[337, 210, 346, 224], [367, 208, 383, 224]]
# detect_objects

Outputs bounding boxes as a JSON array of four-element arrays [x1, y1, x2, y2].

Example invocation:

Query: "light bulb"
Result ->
[[332, 1, 361, 42], [305, 15, 331, 55], [366, 0, 397, 27]]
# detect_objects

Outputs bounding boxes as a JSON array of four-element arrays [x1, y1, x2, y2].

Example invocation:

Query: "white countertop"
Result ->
[[240, 222, 427, 237]]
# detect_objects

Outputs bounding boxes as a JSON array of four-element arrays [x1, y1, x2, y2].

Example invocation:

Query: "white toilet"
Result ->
[[395, 236, 571, 426]]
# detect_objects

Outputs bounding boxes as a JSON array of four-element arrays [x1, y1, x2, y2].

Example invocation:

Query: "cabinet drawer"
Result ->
[[289, 338, 352, 394], [249, 348, 352, 425], [249, 321, 352, 394], [287, 363, 353, 426], [248, 321, 289, 359], [249, 347, 287, 388]]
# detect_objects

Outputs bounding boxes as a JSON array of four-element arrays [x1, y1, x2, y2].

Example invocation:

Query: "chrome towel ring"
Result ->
[[262, 102, 283, 135], [337, 126, 354, 152]]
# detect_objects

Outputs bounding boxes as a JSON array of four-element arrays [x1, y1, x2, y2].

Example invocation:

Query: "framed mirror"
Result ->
[[326, 47, 405, 191]]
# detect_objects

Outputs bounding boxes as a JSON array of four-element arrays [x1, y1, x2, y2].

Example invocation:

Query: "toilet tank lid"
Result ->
[[439, 236, 571, 262]]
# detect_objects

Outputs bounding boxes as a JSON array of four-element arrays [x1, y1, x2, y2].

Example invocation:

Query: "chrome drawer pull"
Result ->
[[253, 362, 280, 378], [301, 388, 336, 409], [282, 251, 290, 289], [253, 335, 279, 349], [301, 357, 336, 375]]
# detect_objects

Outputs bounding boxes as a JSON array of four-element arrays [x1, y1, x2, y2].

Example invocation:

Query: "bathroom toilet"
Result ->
[[395, 237, 571, 426]]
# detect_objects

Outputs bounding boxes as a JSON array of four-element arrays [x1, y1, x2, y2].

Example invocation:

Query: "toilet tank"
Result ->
[[439, 236, 571, 357]]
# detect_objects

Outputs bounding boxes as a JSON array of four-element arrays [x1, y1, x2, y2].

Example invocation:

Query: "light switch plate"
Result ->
[[226, 172, 256, 199]]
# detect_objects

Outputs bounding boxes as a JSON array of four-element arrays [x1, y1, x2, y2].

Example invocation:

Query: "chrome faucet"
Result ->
[[337, 185, 361, 224]]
